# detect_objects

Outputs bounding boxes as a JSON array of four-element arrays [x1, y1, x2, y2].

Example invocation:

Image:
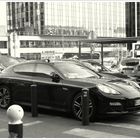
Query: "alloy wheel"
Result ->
[[0, 86, 11, 109], [73, 94, 93, 120]]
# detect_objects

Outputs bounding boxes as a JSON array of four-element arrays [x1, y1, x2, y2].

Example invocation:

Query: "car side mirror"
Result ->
[[121, 71, 124, 74], [50, 72, 61, 82]]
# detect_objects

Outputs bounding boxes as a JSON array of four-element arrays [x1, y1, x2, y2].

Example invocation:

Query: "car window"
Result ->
[[80, 53, 91, 59], [62, 53, 77, 59], [14, 63, 35, 73], [54, 62, 100, 79], [36, 64, 55, 75]]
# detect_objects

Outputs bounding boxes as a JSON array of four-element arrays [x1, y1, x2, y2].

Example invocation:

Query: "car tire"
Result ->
[[72, 92, 97, 121], [0, 86, 11, 109]]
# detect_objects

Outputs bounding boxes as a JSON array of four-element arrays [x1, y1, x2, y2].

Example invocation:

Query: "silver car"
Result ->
[[118, 58, 140, 76]]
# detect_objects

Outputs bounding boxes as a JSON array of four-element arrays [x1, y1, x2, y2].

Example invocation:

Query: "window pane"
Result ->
[[36, 64, 55, 75]]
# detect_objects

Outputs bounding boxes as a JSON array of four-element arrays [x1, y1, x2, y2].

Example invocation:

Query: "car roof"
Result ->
[[11, 59, 78, 66], [82, 59, 100, 64]]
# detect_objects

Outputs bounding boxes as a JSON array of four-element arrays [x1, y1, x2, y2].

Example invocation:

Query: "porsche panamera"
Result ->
[[0, 60, 140, 121]]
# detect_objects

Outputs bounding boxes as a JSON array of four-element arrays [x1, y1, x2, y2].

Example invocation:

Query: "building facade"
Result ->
[[125, 2, 140, 50], [7, 2, 126, 37], [44, 2, 126, 37], [125, 2, 140, 37], [0, 36, 8, 55], [6, 2, 126, 60]]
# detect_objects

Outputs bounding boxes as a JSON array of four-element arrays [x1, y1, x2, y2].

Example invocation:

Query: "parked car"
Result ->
[[62, 52, 101, 63], [64, 59, 140, 85], [81, 59, 130, 79], [0, 54, 24, 71], [118, 58, 140, 76], [117, 58, 140, 84], [0, 60, 140, 121]]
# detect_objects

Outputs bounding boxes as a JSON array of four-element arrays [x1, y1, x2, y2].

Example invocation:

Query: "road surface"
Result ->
[[0, 107, 140, 138]]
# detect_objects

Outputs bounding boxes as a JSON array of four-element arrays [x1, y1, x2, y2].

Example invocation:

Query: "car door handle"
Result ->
[[18, 83, 25, 86], [62, 87, 68, 91]]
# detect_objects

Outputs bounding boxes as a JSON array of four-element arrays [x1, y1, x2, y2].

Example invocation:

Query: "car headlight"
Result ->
[[97, 84, 120, 95]]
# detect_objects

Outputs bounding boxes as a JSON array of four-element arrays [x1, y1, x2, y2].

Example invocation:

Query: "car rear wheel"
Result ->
[[72, 93, 96, 121], [0, 86, 11, 109]]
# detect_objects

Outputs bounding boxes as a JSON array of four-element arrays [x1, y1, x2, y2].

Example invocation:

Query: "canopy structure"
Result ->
[[79, 37, 140, 66], [79, 37, 139, 44]]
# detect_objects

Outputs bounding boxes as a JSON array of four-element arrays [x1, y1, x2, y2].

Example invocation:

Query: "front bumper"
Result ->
[[135, 77, 140, 85], [97, 98, 140, 115]]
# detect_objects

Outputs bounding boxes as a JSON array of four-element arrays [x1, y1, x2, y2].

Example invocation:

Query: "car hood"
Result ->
[[104, 79, 140, 99], [66, 77, 140, 99]]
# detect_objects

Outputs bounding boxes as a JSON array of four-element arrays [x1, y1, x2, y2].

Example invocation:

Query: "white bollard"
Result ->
[[7, 104, 24, 138]]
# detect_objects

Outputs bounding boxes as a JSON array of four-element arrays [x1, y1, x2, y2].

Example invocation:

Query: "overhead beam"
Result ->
[[79, 37, 139, 44]]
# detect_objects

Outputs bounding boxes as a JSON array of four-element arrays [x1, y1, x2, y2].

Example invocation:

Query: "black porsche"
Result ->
[[0, 60, 140, 121]]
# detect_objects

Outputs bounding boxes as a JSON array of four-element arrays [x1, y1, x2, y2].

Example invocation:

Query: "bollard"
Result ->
[[31, 84, 38, 117], [7, 104, 24, 138], [82, 88, 90, 125]]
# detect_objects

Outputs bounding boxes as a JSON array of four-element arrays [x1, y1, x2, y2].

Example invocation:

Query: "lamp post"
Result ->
[[7, 32, 11, 56], [135, 2, 137, 37], [61, 34, 64, 53], [13, 31, 16, 57]]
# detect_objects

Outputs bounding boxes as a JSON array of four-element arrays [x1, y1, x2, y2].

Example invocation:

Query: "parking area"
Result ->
[[1, 107, 140, 138]]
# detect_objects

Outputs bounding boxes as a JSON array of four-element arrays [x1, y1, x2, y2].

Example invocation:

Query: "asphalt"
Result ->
[[0, 107, 140, 138]]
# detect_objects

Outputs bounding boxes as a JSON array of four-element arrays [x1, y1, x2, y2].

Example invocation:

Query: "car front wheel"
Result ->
[[72, 93, 96, 121], [0, 86, 11, 109]]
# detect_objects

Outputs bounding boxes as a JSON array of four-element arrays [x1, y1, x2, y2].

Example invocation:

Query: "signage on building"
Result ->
[[41, 51, 62, 60], [44, 25, 89, 36]]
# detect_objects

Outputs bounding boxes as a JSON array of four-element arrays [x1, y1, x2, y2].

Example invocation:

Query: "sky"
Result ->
[[0, 2, 6, 26]]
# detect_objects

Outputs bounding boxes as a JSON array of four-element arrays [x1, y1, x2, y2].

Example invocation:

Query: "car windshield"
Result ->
[[54, 62, 100, 79]]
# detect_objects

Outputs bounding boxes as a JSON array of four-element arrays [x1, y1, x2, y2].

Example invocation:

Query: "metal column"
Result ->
[[79, 41, 81, 58], [101, 43, 104, 67]]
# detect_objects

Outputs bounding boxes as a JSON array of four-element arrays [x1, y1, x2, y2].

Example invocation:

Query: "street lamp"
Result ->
[[7, 32, 11, 56], [13, 30, 17, 57]]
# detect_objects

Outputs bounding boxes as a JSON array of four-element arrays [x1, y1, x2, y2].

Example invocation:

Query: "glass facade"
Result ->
[[125, 2, 135, 37], [6, 2, 126, 60], [7, 2, 125, 37], [7, 2, 44, 35], [125, 2, 140, 50], [125, 2, 140, 37], [44, 2, 126, 37], [20, 53, 41, 60], [20, 40, 79, 48]]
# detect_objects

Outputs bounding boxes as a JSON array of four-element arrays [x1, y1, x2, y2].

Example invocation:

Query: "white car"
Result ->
[[118, 58, 140, 76]]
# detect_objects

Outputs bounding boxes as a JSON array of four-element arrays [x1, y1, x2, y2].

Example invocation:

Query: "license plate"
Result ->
[[135, 99, 140, 106]]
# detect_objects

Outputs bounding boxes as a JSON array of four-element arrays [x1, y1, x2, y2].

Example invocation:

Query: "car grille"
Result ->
[[122, 68, 134, 70], [125, 100, 135, 108], [125, 62, 139, 66], [124, 99, 140, 111]]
